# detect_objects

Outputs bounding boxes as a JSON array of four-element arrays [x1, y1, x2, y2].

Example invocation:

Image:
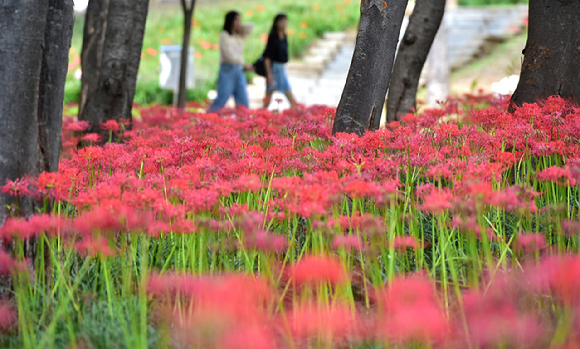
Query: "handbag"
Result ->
[[253, 56, 266, 77]]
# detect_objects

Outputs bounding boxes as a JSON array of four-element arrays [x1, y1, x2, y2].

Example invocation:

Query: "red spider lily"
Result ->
[[0, 178, 35, 197], [242, 230, 287, 252], [32, 172, 70, 197], [76, 145, 105, 162], [514, 232, 547, 253], [495, 150, 517, 166], [0, 250, 27, 275], [218, 325, 277, 349], [101, 119, 119, 132], [344, 179, 379, 198], [0, 218, 34, 241], [152, 148, 172, 164], [81, 133, 102, 143], [232, 211, 265, 234], [146, 221, 170, 237], [460, 285, 546, 348], [287, 304, 357, 342], [74, 236, 115, 257], [0, 302, 17, 333], [419, 189, 454, 214], [233, 174, 263, 192], [377, 277, 448, 344], [168, 218, 196, 235], [391, 236, 418, 251], [72, 207, 124, 236], [561, 220, 580, 235], [526, 255, 580, 305], [66, 120, 90, 132], [122, 209, 154, 232], [290, 255, 346, 285], [27, 214, 70, 237], [536, 165, 577, 186], [331, 234, 363, 250], [148, 273, 271, 321], [333, 212, 385, 236]]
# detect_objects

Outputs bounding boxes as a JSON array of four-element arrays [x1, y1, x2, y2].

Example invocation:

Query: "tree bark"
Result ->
[[1, 0, 49, 222], [79, 0, 150, 135], [332, 0, 409, 136], [386, 0, 445, 122], [177, 0, 196, 108], [39, 0, 75, 173], [509, 0, 580, 111], [0, 0, 73, 210], [0, 0, 73, 291], [78, 0, 110, 119], [126, 0, 150, 119]]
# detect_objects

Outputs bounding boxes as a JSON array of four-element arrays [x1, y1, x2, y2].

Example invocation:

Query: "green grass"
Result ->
[[65, 0, 361, 105]]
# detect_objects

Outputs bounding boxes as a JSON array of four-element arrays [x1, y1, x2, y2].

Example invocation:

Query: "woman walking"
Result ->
[[208, 11, 254, 113], [262, 13, 298, 110]]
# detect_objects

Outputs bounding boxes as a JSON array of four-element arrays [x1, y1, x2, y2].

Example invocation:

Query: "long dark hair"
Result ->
[[223, 11, 240, 35], [269, 13, 287, 37]]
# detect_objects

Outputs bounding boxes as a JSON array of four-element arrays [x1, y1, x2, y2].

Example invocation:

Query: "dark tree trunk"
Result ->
[[177, 0, 196, 108], [386, 0, 446, 122], [509, 0, 580, 111], [39, 0, 76, 172], [0, 0, 49, 223], [78, 0, 110, 119], [1, 0, 73, 218], [0, 0, 74, 290], [126, 0, 150, 118], [79, 0, 150, 135], [332, 0, 409, 136]]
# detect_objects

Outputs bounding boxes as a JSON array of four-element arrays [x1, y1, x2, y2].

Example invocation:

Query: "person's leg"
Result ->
[[263, 90, 274, 109], [284, 89, 298, 110], [232, 65, 249, 109], [278, 64, 298, 110], [208, 64, 235, 113]]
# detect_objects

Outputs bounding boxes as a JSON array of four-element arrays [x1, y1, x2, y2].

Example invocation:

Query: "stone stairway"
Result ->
[[445, 5, 528, 69]]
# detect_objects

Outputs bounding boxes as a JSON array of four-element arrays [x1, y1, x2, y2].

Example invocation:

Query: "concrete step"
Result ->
[[323, 32, 347, 41], [305, 46, 339, 61], [303, 55, 331, 67]]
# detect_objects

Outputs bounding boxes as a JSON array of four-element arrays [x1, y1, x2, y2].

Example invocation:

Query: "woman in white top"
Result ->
[[208, 11, 254, 113]]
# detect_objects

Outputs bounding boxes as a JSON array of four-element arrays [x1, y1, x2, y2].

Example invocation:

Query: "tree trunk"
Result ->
[[126, 0, 150, 120], [79, 0, 150, 135], [78, 0, 110, 119], [332, 0, 409, 136], [0, 0, 74, 291], [509, 0, 580, 111], [386, 0, 445, 122], [177, 0, 196, 108], [0, 0, 73, 218], [0, 0, 49, 223], [39, 0, 75, 173]]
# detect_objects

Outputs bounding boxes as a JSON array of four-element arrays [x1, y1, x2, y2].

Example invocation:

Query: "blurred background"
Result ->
[[67, 0, 529, 109]]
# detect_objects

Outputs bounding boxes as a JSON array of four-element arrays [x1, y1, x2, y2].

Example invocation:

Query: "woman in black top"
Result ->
[[263, 13, 298, 110]]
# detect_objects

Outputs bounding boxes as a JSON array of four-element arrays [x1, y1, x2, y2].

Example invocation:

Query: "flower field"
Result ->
[[1, 94, 580, 348]]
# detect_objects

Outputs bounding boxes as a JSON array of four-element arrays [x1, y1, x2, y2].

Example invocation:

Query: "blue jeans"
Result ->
[[266, 62, 291, 93], [208, 64, 249, 112]]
